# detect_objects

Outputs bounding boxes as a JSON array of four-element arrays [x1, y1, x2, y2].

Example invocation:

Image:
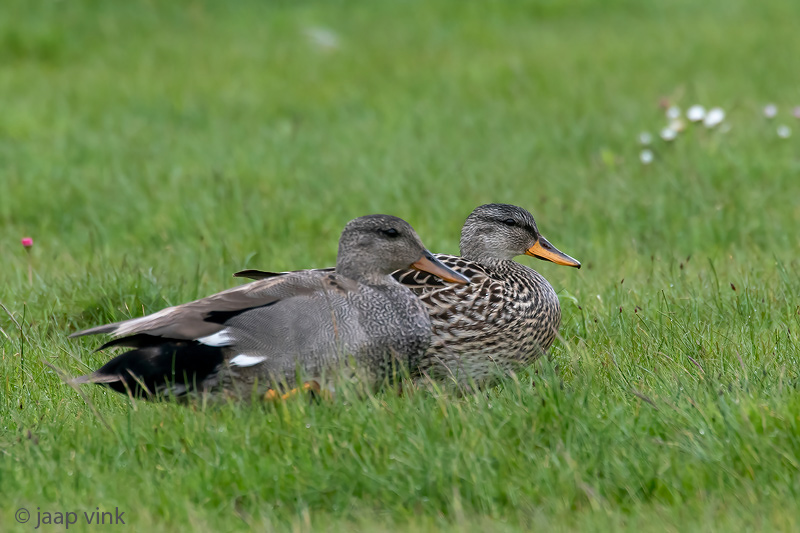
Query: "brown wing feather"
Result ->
[[69, 272, 351, 341]]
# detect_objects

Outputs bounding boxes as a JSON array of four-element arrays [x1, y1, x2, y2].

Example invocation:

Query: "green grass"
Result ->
[[3, 0, 800, 530]]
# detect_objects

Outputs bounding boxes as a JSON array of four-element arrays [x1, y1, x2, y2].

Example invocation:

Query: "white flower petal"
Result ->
[[660, 127, 677, 141], [703, 107, 725, 128], [666, 106, 681, 120], [639, 132, 653, 145], [639, 149, 654, 164], [764, 104, 777, 118], [687, 105, 706, 122], [777, 125, 792, 138]]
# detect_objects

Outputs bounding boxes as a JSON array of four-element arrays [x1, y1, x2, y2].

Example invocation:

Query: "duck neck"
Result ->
[[335, 256, 392, 286], [474, 256, 514, 269], [460, 244, 518, 263], [460, 235, 520, 262]]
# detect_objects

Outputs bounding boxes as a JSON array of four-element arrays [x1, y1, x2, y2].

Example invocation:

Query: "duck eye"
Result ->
[[382, 228, 400, 238], [502, 218, 517, 227]]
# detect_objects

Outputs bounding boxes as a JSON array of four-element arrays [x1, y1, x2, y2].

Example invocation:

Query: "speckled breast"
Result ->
[[412, 260, 562, 386]]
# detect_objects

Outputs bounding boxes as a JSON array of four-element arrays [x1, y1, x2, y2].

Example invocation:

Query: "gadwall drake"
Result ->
[[70, 215, 469, 399]]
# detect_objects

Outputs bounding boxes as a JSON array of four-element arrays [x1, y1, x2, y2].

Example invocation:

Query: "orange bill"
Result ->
[[525, 236, 581, 268], [411, 252, 470, 284]]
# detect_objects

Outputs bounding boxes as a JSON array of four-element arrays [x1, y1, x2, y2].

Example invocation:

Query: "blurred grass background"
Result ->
[[2, 0, 800, 531]]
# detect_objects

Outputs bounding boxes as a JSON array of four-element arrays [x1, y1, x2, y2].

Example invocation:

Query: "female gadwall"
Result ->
[[392, 204, 580, 387], [70, 214, 469, 399]]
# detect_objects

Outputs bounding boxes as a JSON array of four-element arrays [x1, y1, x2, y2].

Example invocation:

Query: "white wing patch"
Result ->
[[197, 329, 233, 347], [229, 355, 267, 367]]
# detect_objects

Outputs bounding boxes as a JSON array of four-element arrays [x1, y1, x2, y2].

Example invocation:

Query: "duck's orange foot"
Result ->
[[264, 381, 324, 402]]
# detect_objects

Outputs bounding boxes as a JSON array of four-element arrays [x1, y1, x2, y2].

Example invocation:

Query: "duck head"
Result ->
[[459, 204, 581, 268], [337, 214, 471, 283]]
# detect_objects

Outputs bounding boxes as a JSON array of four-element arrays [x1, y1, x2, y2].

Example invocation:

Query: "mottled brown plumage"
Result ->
[[392, 204, 581, 387]]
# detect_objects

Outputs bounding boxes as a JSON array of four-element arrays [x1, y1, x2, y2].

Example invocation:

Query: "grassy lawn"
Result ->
[[3, 0, 800, 530]]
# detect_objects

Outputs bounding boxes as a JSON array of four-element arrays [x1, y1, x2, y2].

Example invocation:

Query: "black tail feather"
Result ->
[[78, 342, 225, 398], [233, 269, 283, 280], [96, 333, 177, 351]]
